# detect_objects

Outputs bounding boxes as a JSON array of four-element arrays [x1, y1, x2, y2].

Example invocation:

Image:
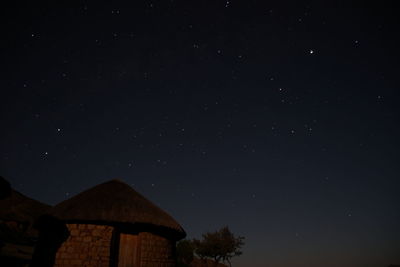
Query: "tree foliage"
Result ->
[[192, 226, 244, 267]]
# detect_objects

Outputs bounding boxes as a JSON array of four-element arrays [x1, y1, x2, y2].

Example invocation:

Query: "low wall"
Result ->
[[190, 258, 228, 267]]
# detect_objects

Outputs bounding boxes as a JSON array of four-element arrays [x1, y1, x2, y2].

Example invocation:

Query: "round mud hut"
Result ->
[[50, 179, 186, 267], [0, 180, 51, 265]]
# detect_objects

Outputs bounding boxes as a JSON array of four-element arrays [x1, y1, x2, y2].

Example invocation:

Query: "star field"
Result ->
[[1, 2, 400, 267]]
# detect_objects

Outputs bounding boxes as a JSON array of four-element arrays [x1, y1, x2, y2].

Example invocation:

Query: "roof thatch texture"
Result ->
[[0, 188, 52, 243], [0, 189, 51, 224], [52, 180, 185, 237]]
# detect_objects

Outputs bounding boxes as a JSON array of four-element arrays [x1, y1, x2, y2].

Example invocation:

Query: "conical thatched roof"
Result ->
[[0, 189, 51, 224], [52, 180, 185, 238], [0, 187, 52, 243]]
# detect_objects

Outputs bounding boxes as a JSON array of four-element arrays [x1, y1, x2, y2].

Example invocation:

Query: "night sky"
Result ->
[[2, 1, 400, 267]]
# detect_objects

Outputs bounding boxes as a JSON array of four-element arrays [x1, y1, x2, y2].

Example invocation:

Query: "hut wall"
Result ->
[[139, 232, 176, 267], [54, 223, 113, 267]]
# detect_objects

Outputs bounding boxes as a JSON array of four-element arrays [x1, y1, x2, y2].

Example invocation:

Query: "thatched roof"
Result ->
[[52, 180, 185, 238], [0, 189, 51, 224], [0, 187, 52, 243]]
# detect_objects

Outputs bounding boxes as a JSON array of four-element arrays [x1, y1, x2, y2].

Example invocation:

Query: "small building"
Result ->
[[0, 179, 51, 266], [49, 179, 186, 267]]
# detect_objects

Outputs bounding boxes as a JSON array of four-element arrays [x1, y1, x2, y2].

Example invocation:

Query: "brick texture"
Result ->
[[139, 232, 176, 267], [54, 224, 113, 267], [53, 224, 177, 267]]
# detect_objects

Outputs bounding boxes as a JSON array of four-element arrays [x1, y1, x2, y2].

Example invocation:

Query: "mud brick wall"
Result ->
[[139, 232, 176, 267], [54, 223, 113, 267]]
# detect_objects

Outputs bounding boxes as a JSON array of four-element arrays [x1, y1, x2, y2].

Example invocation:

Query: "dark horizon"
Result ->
[[2, 2, 399, 267]]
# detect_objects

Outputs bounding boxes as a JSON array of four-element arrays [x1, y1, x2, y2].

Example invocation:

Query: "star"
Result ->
[[309, 49, 314, 54]]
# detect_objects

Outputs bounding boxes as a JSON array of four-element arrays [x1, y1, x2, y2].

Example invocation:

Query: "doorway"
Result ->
[[117, 233, 139, 267]]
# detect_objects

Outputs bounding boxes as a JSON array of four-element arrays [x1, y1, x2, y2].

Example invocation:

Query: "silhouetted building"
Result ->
[[0, 179, 51, 266]]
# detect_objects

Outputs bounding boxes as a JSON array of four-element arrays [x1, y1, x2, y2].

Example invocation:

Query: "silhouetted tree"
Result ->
[[176, 239, 194, 267], [192, 226, 244, 267]]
